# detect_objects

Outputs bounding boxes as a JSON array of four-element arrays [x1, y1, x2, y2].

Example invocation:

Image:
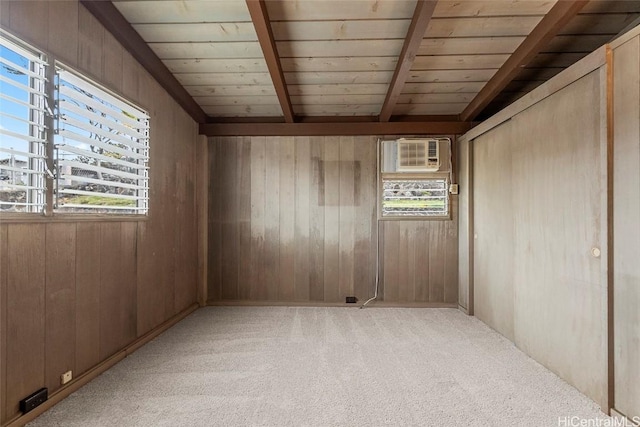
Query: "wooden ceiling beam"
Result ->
[[379, 1, 438, 122], [246, 0, 295, 123], [199, 121, 473, 137], [460, 0, 589, 122], [80, 1, 207, 124]]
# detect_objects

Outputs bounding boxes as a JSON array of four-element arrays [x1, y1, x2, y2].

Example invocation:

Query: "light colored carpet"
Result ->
[[29, 307, 609, 427]]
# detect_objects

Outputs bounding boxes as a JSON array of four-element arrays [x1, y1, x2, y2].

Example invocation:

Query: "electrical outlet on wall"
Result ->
[[61, 370, 72, 385]]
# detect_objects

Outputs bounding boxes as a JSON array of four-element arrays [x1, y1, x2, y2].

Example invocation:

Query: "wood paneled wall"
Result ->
[[208, 136, 458, 304], [612, 32, 640, 421], [0, 2, 199, 424], [469, 67, 609, 409]]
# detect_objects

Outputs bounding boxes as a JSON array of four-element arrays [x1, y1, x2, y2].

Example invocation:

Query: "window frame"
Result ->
[[0, 28, 151, 221], [377, 139, 452, 221], [0, 30, 48, 215], [53, 62, 150, 216]]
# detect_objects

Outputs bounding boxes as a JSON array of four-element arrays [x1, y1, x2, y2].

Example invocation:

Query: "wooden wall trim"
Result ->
[[3, 303, 199, 427], [200, 121, 473, 136], [460, 0, 589, 122], [379, 0, 437, 122], [464, 46, 607, 142], [605, 45, 615, 415], [196, 135, 209, 307], [79, 1, 207, 123], [207, 301, 457, 308]]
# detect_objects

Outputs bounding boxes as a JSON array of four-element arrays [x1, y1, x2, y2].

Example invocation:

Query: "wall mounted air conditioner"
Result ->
[[395, 138, 440, 172]]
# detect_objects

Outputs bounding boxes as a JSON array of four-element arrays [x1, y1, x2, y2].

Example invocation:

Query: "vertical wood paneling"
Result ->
[[250, 137, 267, 300], [78, 5, 103, 80], [99, 223, 137, 360], [428, 222, 446, 302], [323, 137, 341, 302], [208, 139, 223, 301], [471, 70, 607, 408], [339, 137, 356, 300], [136, 221, 163, 335], [309, 137, 325, 301], [279, 137, 296, 301], [0, 1, 9, 28], [174, 110, 198, 312], [221, 137, 239, 300], [382, 222, 399, 302], [1, 2, 199, 422], [121, 51, 139, 104], [197, 135, 209, 306], [612, 36, 640, 420], [102, 30, 123, 93], [444, 199, 459, 304], [237, 137, 252, 300], [75, 223, 101, 376], [209, 135, 459, 304], [457, 138, 473, 312], [399, 223, 413, 302], [414, 224, 430, 302], [294, 137, 311, 301], [473, 121, 515, 341], [380, 219, 457, 304], [7, 0, 49, 48], [6, 224, 45, 417], [159, 99, 177, 319], [45, 223, 77, 394], [264, 137, 281, 300], [353, 136, 376, 300], [0, 225, 7, 424], [48, 1, 78, 64]]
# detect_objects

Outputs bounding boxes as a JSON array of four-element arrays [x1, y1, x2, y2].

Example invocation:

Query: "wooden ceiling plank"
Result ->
[[149, 42, 264, 59], [426, 16, 543, 38], [203, 104, 284, 117], [280, 57, 399, 73], [270, 20, 411, 41], [418, 37, 526, 56], [265, 1, 417, 21], [277, 40, 404, 58], [285, 71, 394, 85], [460, 0, 589, 122], [200, 121, 473, 136], [176, 72, 274, 86], [288, 84, 390, 96], [113, 1, 251, 24], [412, 54, 510, 70], [397, 93, 477, 104], [379, 0, 438, 122], [187, 86, 277, 97], [246, 0, 295, 123], [393, 104, 468, 115], [164, 58, 268, 74], [406, 69, 497, 83], [132, 22, 257, 43], [433, 1, 556, 18], [80, 1, 207, 123]]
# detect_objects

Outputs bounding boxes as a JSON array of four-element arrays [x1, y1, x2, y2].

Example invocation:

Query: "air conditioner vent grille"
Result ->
[[396, 139, 439, 172], [399, 142, 427, 168]]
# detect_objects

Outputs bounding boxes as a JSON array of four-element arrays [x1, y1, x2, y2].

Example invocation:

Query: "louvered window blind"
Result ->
[[54, 66, 149, 214], [0, 32, 47, 213], [381, 178, 448, 217]]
